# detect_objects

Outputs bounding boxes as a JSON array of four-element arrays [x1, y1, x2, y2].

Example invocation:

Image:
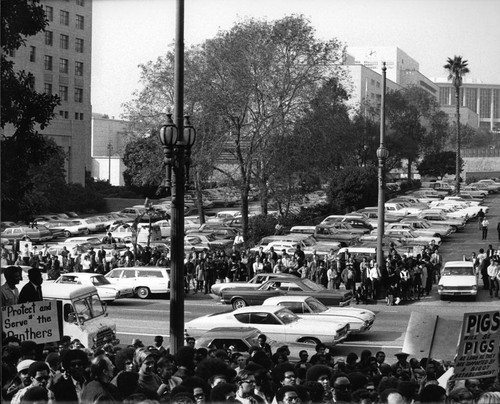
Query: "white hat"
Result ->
[[17, 359, 35, 373]]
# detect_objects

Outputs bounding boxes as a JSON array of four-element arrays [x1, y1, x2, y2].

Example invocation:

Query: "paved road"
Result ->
[[106, 193, 500, 358]]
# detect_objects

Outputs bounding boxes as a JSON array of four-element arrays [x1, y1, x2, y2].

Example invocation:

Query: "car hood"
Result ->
[[323, 307, 375, 322], [439, 275, 476, 287]]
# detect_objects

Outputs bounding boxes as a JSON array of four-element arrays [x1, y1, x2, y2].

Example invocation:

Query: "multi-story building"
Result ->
[[3, 0, 92, 185], [91, 113, 129, 186], [434, 79, 500, 133]]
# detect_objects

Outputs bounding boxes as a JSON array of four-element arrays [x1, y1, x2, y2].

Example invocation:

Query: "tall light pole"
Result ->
[[376, 62, 389, 276], [158, 0, 196, 355], [107, 142, 113, 183]]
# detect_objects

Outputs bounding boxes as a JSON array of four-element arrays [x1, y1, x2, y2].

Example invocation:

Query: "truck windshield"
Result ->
[[73, 294, 106, 323]]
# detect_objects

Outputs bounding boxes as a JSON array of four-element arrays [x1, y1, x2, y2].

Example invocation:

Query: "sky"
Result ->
[[91, 0, 500, 118]]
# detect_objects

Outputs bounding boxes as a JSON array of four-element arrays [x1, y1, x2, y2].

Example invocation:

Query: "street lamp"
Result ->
[[376, 62, 389, 277], [107, 142, 113, 183], [158, 113, 196, 354]]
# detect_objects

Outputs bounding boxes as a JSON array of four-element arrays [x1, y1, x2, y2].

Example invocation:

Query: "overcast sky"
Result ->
[[91, 0, 500, 118]]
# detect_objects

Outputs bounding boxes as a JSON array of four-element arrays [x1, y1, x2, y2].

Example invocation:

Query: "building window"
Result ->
[[75, 61, 84, 76], [76, 15, 84, 29], [464, 88, 478, 114], [75, 38, 84, 53], [60, 34, 69, 50], [44, 83, 53, 94], [439, 87, 451, 106], [59, 111, 69, 119], [74, 88, 83, 103], [44, 55, 53, 71], [479, 89, 492, 119], [76, 0, 85, 5], [28, 76, 35, 89], [45, 31, 53, 46], [29, 46, 36, 62], [59, 85, 68, 101], [75, 112, 84, 120], [60, 10, 69, 25], [45, 5, 53, 21], [59, 58, 69, 74]]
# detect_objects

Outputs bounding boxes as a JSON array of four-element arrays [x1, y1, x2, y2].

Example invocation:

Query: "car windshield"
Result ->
[[91, 275, 112, 285], [73, 294, 105, 323], [300, 278, 325, 291], [306, 298, 328, 313], [442, 266, 475, 276], [275, 308, 299, 324]]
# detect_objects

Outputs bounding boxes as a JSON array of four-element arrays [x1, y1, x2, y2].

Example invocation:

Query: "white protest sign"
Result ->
[[454, 310, 500, 380], [1, 301, 61, 344]]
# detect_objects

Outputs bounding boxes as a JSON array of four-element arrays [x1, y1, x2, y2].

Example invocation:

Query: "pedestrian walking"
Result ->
[[481, 217, 489, 240], [487, 259, 499, 298], [477, 208, 485, 230]]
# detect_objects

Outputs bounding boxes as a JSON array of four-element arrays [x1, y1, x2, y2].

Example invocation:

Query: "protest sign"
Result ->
[[1, 301, 61, 344], [454, 310, 500, 380]]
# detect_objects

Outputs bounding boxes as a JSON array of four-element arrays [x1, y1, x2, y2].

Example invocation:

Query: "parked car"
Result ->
[[1, 225, 53, 243], [263, 296, 376, 334], [1, 221, 18, 231], [52, 273, 134, 302], [71, 218, 107, 234], [185, 233, 234, 255], [185, 305, 350, 347], [438, 261, 477, 300], [473, 179, 500, 193], [361, 229, 441, 247], [44, 220, 88, 239], [211, 273, 297, 296], [399, 218, 454, 238], [194, 327, 316, 362], [460, 186, 487, 199], [313, 224, 360, 246], [415, 211, 466, 231], [105, 266, 170, 299], [316, 220, 370, 236], [220, 277, 353, 309], [385, 222, 443, 239]]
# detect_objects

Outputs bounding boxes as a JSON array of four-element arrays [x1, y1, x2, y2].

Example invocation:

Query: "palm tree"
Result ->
[[444, 56, 469, 193]]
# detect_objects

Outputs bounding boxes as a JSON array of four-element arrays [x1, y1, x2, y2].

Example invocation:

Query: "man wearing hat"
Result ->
[[154, 335, 166, 355], [132, 338, 144, 349], [391, 352, 411, 375], [4, 359, 35, 400]]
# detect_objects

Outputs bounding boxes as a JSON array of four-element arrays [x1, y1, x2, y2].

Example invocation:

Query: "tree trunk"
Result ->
[[455, 86, 461, 194], [194, 170, 205, 224], [407, 157, 412, 182]]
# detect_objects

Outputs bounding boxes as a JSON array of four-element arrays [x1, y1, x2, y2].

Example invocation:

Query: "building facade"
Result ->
[[434, 79, 500, 133], [3, 0, 92, 185], [91, 113, 129, 186]]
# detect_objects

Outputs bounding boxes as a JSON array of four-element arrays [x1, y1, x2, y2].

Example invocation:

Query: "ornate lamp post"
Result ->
[[376, 62, 389, 275], [107, 142, 113, 183], [158, 114, 196, 354]]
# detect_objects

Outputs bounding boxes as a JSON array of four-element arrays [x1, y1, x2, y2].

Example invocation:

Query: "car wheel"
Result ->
[[64, 230, 71, 238], [299, 337, 320, 345], [232, 298, 247, 309], [83, 228, 90, 235], [136, 287, 150, 299]]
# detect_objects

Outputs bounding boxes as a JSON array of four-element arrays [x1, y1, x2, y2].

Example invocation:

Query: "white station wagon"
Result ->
[[438, 261, 477, 300], [105, 266, 170, 299]]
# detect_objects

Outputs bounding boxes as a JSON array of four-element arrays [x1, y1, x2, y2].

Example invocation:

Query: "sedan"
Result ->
[[50, 273, 134, 302], [211, 273, 298, 296], [438, 261, 477, 300], [263, 296, 375, 334], [185, 233, 233, 255], [44, 221, 88, 238], [194, 327, 316, 362], [220, 277, 353, 309], [186, 305, 350, 347]]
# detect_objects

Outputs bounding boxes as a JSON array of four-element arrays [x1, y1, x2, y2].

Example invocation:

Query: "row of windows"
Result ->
[[45, 31, 84, 53], [43, 83, 84, 103], [59, 111, 85, 120], [45, 6, 85, 29], [439, 86, 500, 119], [43, 55, 84, 76]]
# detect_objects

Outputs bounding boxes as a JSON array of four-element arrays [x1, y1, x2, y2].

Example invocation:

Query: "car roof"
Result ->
[[108, 266, 167, 271], [232, 305, 288, 314], [61, 272, 100, 277], [263, 296, 314, 303], [443, 261, 474, 267], [43, 285, 98, 300]]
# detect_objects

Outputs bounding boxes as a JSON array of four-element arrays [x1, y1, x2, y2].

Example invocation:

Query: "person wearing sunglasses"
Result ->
[[235, 371, 260, 404], [11, 361, 53, 404], [52, 348, 89, 403]]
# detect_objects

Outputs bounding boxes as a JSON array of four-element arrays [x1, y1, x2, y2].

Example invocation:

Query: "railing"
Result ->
[[462, 148, 500, 157]]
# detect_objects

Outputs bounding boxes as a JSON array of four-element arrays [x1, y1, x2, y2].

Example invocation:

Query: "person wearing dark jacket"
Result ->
[[51, 349, 89, 403], [18, 268, 43, 304]]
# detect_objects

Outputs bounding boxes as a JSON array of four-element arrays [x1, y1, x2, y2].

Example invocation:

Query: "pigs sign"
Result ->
[[454, 311, 500, 379]]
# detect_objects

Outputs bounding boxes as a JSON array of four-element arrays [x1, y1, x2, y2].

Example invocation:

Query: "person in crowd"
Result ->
[[11, 361, 53, 404], [1, 265, 22, 306], [481, 216, 489, 240], [487, 258, 499, 298], [80, 353, 120, 403], [18, 268, 43, 304], [51, 348, 89, 403]]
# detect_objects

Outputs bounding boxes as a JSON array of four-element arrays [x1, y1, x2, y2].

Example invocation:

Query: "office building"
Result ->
[[2, 0, 92, 185]]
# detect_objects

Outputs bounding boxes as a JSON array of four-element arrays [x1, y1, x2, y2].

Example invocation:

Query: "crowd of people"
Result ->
[[2, 332, 500, 404]]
